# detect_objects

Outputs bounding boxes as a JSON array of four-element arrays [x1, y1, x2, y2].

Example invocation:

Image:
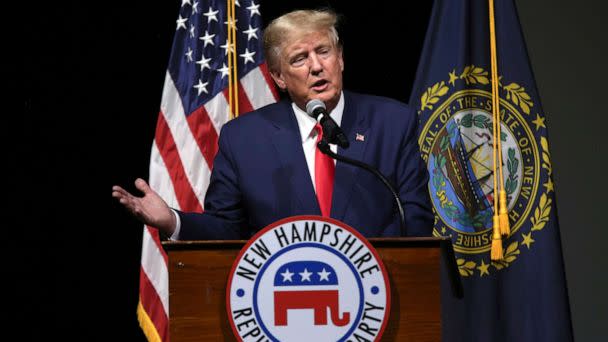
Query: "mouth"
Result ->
[[311, 79, 329, 91]]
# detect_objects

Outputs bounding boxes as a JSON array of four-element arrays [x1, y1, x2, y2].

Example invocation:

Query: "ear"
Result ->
[[270, 70, 287, 90], [338, 49, 344, 72]]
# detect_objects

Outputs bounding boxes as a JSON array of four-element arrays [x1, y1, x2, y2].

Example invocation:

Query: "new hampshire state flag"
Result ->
[[409, 0, 573, 341]]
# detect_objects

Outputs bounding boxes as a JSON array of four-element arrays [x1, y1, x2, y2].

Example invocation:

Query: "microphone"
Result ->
[[307, 101, 407, 236], [305, 99, 350, 149], [315, 139, 406, 236]]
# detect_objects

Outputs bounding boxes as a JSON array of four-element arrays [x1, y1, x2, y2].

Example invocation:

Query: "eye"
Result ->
[[318, 47, 331, 56], [290, 55, 307, 67]]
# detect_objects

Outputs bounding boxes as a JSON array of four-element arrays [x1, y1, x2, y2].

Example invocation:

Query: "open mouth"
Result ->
[[311, 79, 328, 90]]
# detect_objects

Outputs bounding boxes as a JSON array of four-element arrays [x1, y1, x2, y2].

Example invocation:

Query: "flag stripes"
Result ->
[[138, 2, 278, 340]]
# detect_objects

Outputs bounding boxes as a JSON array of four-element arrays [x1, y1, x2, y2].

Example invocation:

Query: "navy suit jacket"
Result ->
[[178, 91, 433, 239]]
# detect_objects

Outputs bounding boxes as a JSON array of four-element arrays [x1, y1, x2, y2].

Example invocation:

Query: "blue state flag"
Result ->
[[409, 0, 573, 341]]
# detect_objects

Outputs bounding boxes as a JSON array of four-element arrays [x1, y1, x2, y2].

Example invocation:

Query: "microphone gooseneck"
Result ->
[[316, 139, 406, 237]]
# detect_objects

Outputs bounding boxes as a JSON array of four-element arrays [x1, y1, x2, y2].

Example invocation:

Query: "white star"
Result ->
[[195, 54, 211, 71], [192, 1, 199, 14], [240, 48, 256, 64], [224, 18, 238, 31], [281, 269, 294, 282], [221, 40, 234, 55], [181, 0, 191, 7], [217, 63, 230, 79], [193, 79, 208, 95], [199, 30, 216, 47], [247, 2, 261, 17], [299, 268, 312, 282], [203, 7, 219, 23], [235, 0, 240, 6], [185, 47, 194, 62], [318, 268, 331, 281], [243, 25, 258, 41], [176, 15, 188, 30], [189, 24, 196, 38]]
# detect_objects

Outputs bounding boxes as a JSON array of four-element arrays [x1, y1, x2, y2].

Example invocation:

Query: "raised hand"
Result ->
[[112, 178, 176, 236]]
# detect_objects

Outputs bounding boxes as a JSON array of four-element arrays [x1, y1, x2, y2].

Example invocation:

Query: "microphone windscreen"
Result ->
[[305, 99, 326, 118]]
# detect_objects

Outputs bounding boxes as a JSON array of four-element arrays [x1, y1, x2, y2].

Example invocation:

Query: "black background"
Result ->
[[23, 0, 607, 340]]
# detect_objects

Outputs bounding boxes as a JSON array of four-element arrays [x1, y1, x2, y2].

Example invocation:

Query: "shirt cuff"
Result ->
[[169, 209, 181, 241]]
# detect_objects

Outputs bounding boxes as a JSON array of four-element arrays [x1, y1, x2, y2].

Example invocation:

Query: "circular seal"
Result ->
[[420, 89, 539, 254], [416, 66, 552, 277], [226, 216, 391, 342]]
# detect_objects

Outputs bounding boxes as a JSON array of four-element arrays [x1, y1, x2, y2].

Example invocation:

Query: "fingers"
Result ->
[[135, 178, 152, 195], [111, 185, 129, 198], [112, 185, 137, 207]]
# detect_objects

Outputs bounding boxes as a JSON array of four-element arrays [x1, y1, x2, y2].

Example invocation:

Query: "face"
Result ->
[[270, 30, 344, 112]]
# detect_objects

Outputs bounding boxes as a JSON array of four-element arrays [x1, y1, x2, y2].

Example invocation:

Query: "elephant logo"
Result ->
[[273, 261, 350, 326]]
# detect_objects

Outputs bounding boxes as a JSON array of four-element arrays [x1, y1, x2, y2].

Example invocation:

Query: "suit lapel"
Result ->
[[331, 92, 370, 221], [269, 101, 321, 215]]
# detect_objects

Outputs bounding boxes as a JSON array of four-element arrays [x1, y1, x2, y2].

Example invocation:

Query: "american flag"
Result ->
[[137, 1, 277, 340]]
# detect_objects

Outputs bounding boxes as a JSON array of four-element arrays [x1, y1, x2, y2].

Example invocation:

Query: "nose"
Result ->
[[309, 53, 323, 74]]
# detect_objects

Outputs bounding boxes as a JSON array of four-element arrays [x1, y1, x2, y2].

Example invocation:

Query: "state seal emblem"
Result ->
[[227, 216, 391, 341], [417, 66, 554, 277]]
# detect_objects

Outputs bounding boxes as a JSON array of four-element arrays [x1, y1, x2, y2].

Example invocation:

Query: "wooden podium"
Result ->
[[163, 237, 461, 341]]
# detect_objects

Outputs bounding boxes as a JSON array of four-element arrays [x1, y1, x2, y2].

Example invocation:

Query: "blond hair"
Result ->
[[263, 9, 340, 72]]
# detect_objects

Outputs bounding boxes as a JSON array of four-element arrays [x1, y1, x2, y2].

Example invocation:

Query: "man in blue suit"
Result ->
[[112, 9, 433, 240]]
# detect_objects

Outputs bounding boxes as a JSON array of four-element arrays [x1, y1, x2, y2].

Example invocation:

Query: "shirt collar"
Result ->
[[292, 92, 345, 143]]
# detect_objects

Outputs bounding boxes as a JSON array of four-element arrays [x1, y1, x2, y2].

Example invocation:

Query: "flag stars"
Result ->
[[281, 268, 294, 282], [240, 48, 256, 64], [221, 40, 234, 55], [477, 259, 490, 276], [225, 17, 238, 31], [318, 268, 331, 281], [243, 25, 259, 41], [532, 113, 546, 131], [181, 0, 191, 7], [522, 232, 535, 249], [217, 63, 230, 79], [189, 24, 196, 38], [196, 54, 212, 71], [185, 47, 194, 62], [192, 1, 199, 13], [199, 30, 216, 47], [203, 7, 219, 23], [247, 1, 261, 17], [449, 69, 459, 86], [193, 79, 209, 95], [543, 178, 554, 193], [299, 268, 312, 282], [176, 15, 188, 30]]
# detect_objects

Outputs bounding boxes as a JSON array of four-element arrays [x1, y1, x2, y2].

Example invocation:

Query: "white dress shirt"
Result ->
[[291, 93, 343, 192], [170, 92, 345, 240]]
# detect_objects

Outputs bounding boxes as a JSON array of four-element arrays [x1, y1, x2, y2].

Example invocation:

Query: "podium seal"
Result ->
[[227, 216, 391, 341]]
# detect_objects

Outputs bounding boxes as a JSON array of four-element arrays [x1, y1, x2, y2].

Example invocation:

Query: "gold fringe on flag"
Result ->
[[137, 298, 163, 342]]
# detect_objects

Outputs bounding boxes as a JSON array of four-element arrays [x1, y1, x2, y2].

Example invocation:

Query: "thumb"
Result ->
[[134, 178, 152, 195]]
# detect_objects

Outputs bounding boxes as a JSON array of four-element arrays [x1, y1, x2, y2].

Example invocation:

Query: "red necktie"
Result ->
[[314, 123, 335, 217]]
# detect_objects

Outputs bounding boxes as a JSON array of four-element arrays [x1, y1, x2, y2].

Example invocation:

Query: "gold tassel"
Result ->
[[499, 190, 510, 235], [491, 215, 503, 260]]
